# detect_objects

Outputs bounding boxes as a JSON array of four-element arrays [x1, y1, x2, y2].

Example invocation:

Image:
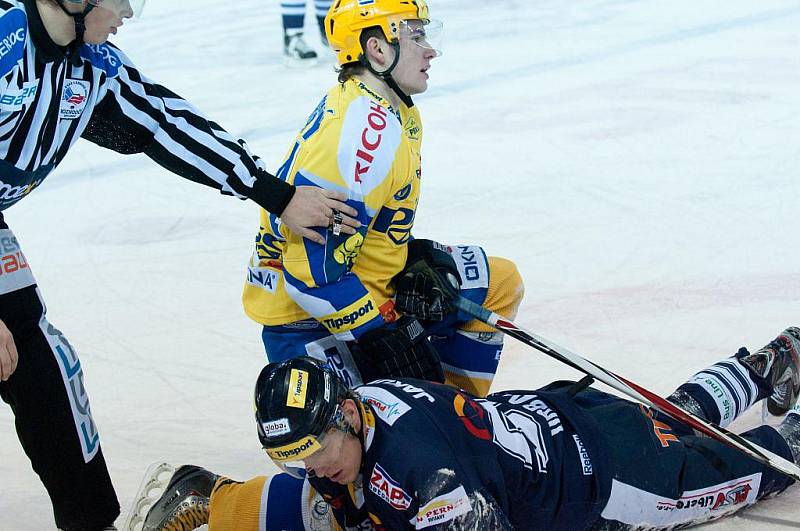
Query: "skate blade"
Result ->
[[122, 462, 176, 531]]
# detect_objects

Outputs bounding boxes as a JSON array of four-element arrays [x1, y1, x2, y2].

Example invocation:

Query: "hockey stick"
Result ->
[[453, 295, 800, 482]]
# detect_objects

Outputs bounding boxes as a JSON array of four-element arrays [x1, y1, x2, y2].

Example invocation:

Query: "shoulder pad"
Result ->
[[0, 7, 27, 79], [79, 43, 123, 78]]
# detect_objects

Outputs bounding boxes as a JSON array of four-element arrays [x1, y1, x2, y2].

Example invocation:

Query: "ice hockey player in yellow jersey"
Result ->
[[243, 0, 523, 400]]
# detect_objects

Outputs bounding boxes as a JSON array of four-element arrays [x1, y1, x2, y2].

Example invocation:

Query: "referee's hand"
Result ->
[[0, 318, 18, 381], [281, 186, 360, 245]]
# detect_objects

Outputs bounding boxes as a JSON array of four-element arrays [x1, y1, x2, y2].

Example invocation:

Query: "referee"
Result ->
[[0, 0, 358, 529]]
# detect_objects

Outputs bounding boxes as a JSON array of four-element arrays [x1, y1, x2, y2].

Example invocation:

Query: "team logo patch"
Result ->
[[359, 387, 410, 426], [393, 184, 412, 201], [369, 463, 411, 510], [322, 299, 374, 331], [80, 43, 122, 78], [656, 476, 758, 512], [0, 229, 35, 295], [286, 369, 309, 409], [600, 474, 762, 527], [338, 97, 400, 197], [266, 436, 321, 462], [262, 418, 291, 438], [413, 485, 472, 529], [0, 80, 38, 112], [452, 245, 489, 290], [405, 116, 420, 140], [0, 8, 27, 78], [60, 79, 90, 120], [333, 232, 364, 269], [246, 264, 279, 293]]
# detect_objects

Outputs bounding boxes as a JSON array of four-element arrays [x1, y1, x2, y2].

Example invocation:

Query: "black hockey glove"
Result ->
[[394, 239, 462, 322], [352, 316, 445, 383]]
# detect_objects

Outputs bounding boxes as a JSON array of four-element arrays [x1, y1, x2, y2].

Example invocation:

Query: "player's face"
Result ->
[[82, 0, 135, 44], [304, 428, 362, 484], [392, 19, 441, 96]]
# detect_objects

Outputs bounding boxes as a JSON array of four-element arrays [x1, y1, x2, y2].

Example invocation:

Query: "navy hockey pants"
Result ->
[[569, 388, 795, 529], [0, 218, 119, 530]]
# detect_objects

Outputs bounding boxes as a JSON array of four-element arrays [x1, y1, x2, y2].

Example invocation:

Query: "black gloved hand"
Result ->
[[352, 316, 445, 383], [394, 239, 461, 322]]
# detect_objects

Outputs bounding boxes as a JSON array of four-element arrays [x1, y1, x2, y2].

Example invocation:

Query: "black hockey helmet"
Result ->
[[254, 356, 352, 477]]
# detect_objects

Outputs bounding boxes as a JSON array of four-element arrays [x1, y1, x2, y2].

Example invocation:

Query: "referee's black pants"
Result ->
[[0, 216, 119, 530]]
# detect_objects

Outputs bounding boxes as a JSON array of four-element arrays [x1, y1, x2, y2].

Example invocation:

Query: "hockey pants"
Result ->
[[585, 353, 796, 529], [0, 223, 118, 530], [262, 246, 524, 397]]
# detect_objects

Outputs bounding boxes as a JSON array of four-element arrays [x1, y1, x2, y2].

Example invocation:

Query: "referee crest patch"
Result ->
[[60, 79, 91, 120]]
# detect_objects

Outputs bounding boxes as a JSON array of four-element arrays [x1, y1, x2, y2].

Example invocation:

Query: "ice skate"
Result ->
[[284, 32, 318, 67], [739, 327, 800, 416], [141, 465, 218, 531]]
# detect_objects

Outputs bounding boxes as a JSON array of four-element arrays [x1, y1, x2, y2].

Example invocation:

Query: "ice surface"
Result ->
[[1, 0, 798, 528]]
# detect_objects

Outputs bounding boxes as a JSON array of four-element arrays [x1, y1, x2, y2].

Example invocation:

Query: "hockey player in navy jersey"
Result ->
[[144, 328, 800, 530]]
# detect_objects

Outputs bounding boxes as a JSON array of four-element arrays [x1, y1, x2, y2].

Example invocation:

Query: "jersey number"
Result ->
[[487, 405, 550, 473]]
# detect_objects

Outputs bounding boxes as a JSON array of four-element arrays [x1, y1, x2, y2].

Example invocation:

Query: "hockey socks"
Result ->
[[208, 474, 305, 531], [777, 405, 800, 464], [673, 352, 763, 428]]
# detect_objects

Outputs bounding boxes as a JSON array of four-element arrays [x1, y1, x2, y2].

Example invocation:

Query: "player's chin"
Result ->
[[409, 79, 428, 95], [336, 468, 358, 484], [84, 32, 112, 45]]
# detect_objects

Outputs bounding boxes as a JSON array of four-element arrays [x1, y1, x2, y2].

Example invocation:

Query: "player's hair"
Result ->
[[337, 26, 387, 83]]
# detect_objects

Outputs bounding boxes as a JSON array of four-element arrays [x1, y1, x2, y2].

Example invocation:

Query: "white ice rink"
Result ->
[[1, 0, 799, 528]]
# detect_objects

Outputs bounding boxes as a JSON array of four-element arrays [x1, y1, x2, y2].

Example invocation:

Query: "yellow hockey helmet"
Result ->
[[325, 0, 431, 66]]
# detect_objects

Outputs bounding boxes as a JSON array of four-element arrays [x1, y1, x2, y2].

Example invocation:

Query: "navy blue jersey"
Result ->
[[311, 378, 611, 530]]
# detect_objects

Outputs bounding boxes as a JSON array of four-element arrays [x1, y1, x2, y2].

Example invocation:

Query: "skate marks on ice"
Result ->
[[426, 2, 800, 98]]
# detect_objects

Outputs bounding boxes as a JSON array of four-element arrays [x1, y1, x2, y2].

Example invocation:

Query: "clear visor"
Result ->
[[65, 0, 147, 19], [399, 19, 443, 57]]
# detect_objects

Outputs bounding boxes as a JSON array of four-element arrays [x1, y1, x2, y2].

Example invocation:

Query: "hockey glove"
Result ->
[[353, 316, 445, 383], [394, 239, 462, 322]]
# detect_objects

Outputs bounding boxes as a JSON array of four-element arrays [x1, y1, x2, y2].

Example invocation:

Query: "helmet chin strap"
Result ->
[[354, 399, 371, 474], [362, 40, 415, 108], [56, 0, 95, 62]]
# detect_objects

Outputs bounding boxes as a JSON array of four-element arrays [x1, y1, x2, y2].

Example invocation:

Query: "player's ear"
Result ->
[[364, 36, 388, 66], [341, 399, 361, 431]]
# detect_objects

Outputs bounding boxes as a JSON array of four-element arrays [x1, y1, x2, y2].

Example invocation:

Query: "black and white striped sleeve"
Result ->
[[81, 45, 294, 215]]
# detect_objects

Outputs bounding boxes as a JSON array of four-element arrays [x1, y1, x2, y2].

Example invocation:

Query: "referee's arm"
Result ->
[[80, 55, 294, 216]]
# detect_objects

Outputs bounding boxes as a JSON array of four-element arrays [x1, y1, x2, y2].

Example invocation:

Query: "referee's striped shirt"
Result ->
[[0, 0, 293, 214]]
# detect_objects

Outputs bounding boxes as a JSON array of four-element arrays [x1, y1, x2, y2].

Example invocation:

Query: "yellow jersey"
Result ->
[[243, 78, 423, 341]]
